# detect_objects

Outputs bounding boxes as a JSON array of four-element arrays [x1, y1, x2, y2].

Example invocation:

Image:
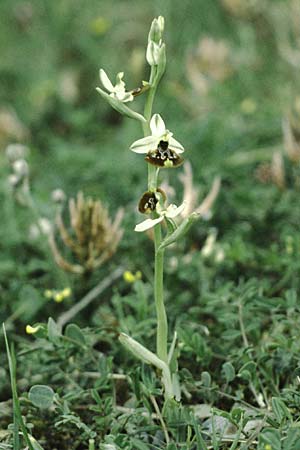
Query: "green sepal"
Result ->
[[158, 212, 199, 252], [154, 43, 166, 85], [165, 216, 177, 234], [96, 87, 146, 123]]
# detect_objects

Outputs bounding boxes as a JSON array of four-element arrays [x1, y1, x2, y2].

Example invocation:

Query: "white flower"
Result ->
[[130, 114, 184, 154], [51, 188, 66, 203], [6, 144, 29, 162], [135, 201, 186, 232], [99, 69, 134, 103], [12, 159, 29, 177]]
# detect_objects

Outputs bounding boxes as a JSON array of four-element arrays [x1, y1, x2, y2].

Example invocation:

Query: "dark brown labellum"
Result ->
[[138, 191, 158, 214], [145, 140, 184, 168], [132, 87, 143, 96], [138, 189, 166, 214], [131, 84, 150, 97]]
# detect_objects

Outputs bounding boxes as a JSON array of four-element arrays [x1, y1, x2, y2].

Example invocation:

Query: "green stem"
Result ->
[[143, 82, 158, 190], [143, 84, 157, 133], [154, 226, 168, 362], [142, 66, 168, 363]]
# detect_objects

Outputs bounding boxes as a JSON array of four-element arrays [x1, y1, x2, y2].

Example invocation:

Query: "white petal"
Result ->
[[166, 201, 186, 218], [169, 136, 184, 153], [130, 136, 158, 154], [116, 71, 124, 82], [99, 69, 114, 92], [115, 72, 126, 90], [135, 216, 163, 232], [150, 114, 166, 137], [115, 91, 134, 103]]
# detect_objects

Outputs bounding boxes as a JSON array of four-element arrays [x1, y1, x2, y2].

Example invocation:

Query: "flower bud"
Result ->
[[38, 217, 52, 235], [12, 159, 29, 177], [148, 16, 164, 44], [8, 174, 20, 187], [155, 43, 166, 81], [146, 41, 166, 78], [146, 40, 160, 66], [51, 188, 66, 203], [6, 143, 29, 163]]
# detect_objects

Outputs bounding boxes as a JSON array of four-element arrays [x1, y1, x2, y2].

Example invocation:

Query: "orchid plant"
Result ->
[[97, 16, 199, 402]]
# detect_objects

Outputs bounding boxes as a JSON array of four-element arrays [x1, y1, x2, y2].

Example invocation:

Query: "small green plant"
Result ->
[[97, 17, 200, 402], [3, 324, 36, 450]]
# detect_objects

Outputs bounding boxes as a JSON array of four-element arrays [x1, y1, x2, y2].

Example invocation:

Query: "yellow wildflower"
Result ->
[[26, 325, 40, 334], [240, 98, 257, 115], [44, 289, 53, 299], [44, 287, 72, 302], [61, 287, 71, 298], [54, 292, 64, 303], [123, 270, 142, 283], [89, 17, 110, 35]]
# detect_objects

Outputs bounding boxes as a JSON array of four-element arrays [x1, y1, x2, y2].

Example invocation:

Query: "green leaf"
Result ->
[[18, 285, 43, 322], [119, 333, 174, 399], [47, 317, 61, 344], [65, 323, 86, 345], [222, 362, 235, 383], [201, 371, 211, 387], [272, 397, 292, 423], [221, 329, 241, 340], [239, 369, 252, 382], [231, 407, 243, 423], [96, 87, 146, 123], [284, 427, 300, 450], [258, 429, 281, 450], [238, 361, 256, 381], [191, 413, 208, 450], [240, 361, 256, 374], [29, 434, 45, 450], [29, 385, 55, 409], [130, 438, 151, 450]]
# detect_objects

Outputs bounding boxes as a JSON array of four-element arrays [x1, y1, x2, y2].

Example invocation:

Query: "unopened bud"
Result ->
[[8, 174, 20, 187], [51, 188, 66, 203], [148, 16, 164, 44], [12, 159, 29, 177], [146, 41, 161, 66], [6, 144, 29, 162], [38, 218, 52, 235], [155, 43, 166, 82]]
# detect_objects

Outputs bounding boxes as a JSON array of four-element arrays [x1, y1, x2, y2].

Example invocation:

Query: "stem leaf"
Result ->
[[96, 87, 146, 123]]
